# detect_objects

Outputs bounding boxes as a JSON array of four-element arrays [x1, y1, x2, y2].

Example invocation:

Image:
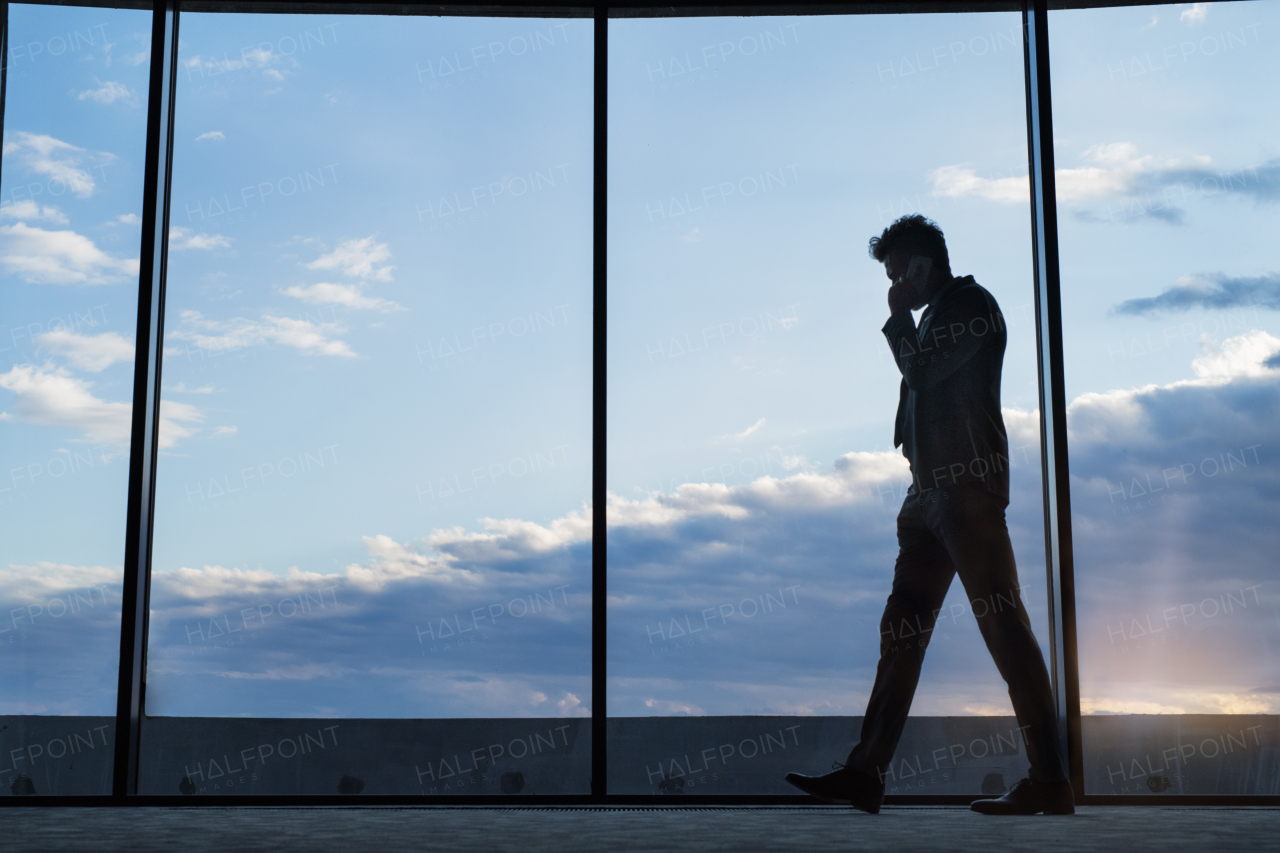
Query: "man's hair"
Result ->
[[868, 214, 950, 274]]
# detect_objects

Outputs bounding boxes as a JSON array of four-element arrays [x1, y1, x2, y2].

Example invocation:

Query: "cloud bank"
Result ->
[[5, 334, 1279, 719]]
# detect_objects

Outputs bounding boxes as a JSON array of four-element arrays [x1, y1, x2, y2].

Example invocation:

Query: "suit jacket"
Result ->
[[881, 275, 1010, 500]]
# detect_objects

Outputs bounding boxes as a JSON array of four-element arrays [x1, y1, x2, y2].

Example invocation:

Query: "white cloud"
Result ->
[[265, 315, 357, 357], [35, 329, 134, 372], [426, 508, 592, 567], [183, 46, 295, 82], [158, 398, 203, 447], [213, 425, 238, 436], [1181, 3, 1209, 24], [77, 79, 136, 106], [0, 363, 130, 444], [928, 165, 1029, 203], [0, 223, 139, 285], [2, 132, 111, 198], [304, 237, 394, 281], [208, 663, 353, 681], [929, 142, 1217, 205], [241, 47, 273, 67], [167, 309, 356, 358], [0, 199, 68, 224], [0, 363, 202, 447], [152, 563, 329, 608], [1187, 330, 1280, 383], [195, 131, 225, 142], [115, 213, 140, 226], [606, 445, 930, 532], [283, 282, 405, 312], [0, 561, 120, 605], [123, 50, 150, 66], [717, 417, 766, 443], [169, 226, 231, 251], [556, 692, 586, 714], [343, 535, 485, 591], [645, 698, 706, 715], [1057, 142, 1165, 200]]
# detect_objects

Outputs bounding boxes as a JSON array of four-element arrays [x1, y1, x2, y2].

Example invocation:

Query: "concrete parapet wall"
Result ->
[[1, 714, 1276, 796]]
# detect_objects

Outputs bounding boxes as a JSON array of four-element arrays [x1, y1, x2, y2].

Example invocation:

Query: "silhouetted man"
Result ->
[[785, 215, 1073, 816]]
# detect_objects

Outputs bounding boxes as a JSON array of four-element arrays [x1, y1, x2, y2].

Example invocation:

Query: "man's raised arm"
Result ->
[[881, 289, 1001, 391]]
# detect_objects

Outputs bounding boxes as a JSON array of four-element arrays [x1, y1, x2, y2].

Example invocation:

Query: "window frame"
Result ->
[[0, 0, 1268, 806]]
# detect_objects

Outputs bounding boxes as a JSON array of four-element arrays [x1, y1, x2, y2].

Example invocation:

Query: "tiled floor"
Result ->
[[2, 805, 1277, 852]]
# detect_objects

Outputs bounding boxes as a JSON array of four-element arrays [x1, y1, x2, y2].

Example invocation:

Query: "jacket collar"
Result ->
[[926, 274, 970, 310], [918, 275, 971, 333]]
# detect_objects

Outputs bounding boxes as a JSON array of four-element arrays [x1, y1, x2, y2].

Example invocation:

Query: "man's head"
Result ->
[[869, 215, 952, 310]]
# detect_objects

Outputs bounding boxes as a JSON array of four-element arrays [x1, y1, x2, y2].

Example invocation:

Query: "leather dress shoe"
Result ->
[[970, 777, 1075, 815], [784, 764, 884, 814]]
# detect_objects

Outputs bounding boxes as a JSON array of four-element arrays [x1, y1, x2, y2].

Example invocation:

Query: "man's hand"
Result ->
[[887, 255, 931, 315], [887, 281, 914, 315]]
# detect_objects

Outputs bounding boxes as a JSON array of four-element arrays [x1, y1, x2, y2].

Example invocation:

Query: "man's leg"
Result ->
[[929, 490, 1067, 784], [844, 492, 956, 783]]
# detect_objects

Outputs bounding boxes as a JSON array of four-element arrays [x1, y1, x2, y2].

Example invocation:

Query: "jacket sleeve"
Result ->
[[881, 289, 1000, 391]]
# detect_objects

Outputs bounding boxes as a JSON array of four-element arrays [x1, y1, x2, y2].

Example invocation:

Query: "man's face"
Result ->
[[884, 251, 932, 310]]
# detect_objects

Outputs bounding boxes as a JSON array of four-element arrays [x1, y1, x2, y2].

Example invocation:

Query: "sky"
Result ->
[[0, 0, 1277, 780]]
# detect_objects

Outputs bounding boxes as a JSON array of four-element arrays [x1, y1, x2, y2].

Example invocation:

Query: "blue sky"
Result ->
[[0, 2, 151, 716], [0, 1, 1277, 743]]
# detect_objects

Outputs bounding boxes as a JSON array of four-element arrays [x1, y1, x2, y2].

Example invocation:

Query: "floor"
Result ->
[[1, 806, 1276, 852]]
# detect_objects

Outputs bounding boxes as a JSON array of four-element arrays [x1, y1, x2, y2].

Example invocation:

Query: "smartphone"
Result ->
[[905, 255, 932, 289]]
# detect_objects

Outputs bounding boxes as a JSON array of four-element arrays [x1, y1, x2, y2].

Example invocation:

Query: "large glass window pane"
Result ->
[[140, 13, 593, 796], [1050, 0, 1280, 796], [0, 2, 152, 795], [608, 13, 1052, 796]]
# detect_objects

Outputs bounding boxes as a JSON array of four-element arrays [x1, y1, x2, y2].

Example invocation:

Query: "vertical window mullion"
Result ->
[[114, 0, 180, 798], [1022, 0, 1083, 799], [592, 3, 608, 802], [0, 2, 9, 185]]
